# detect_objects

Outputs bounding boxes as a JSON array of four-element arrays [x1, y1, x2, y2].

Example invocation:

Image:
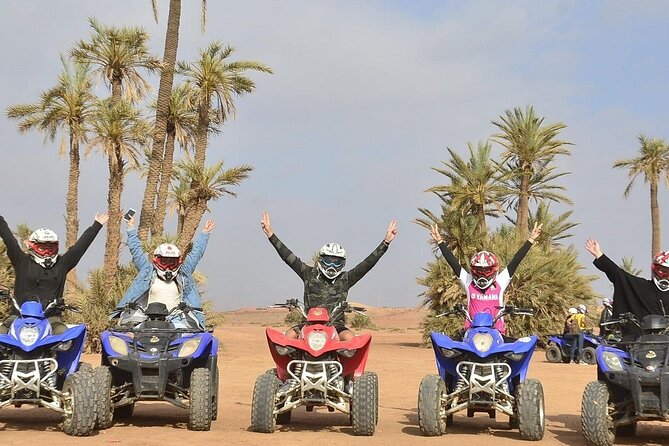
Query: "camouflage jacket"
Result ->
[[268, 234, 389, 325]]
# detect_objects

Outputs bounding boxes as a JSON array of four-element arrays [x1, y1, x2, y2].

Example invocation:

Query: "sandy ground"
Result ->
[[0, 306, 667, 445]]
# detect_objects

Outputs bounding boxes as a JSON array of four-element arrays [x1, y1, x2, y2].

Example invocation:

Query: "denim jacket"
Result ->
[[117, 229, 209, 325]]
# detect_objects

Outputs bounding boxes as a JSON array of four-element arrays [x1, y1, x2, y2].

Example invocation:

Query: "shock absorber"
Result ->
[[454, 363, 470, 393], [292, 362, 304, 380], [495, 365, 509, 396]]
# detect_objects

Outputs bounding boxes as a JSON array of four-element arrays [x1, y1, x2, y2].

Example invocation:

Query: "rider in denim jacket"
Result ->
[[116, 216, 215, 327]]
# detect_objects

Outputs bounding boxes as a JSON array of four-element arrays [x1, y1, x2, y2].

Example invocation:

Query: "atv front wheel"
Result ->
[[61, 371, 95, 436], [188, 367, 213, 431], [93, 366, 114, 429], [417, 374, 446, 436], [516, 378, 545, 441], [351, 371, 378, 436], [251, 371, 281, 433], [581, 381, 615, 446], [210, 361, 219, 421], [582, 347, 597, 365], [545, 345, 562, 363]]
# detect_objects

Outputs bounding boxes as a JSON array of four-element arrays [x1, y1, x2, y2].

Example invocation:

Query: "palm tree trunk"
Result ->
[[516, 172, 530, 238], [152, 128, 177, 236], [103, 151, 123, 290], [650, 180, 661, 257], [65, 136, 81, 291], [138, 0, 182, 241], [193, 108, 209, 168], [178, 199, 207, 253]]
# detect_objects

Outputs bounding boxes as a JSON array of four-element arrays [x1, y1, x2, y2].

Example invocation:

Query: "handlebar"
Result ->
[[269, 299, 367, 319], [435, 304, 534, 321], [109, 301, 202, 320]]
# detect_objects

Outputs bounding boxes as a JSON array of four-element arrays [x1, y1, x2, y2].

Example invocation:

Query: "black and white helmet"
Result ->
[[27, 228, 59, 268], [318, 243, 346, 280]]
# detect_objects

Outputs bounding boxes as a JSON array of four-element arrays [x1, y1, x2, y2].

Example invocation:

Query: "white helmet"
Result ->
[[317, 243, 346, 280], [568, 307, 578, 315], [602, 297, 613, 309], [28, 228, 59, 268], [152, 243, 181, 281], [578, 304, 587, 314]]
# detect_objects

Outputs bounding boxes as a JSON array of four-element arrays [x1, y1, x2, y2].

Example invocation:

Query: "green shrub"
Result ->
[[348, 312, 377, 330], [284, 309, 304, 326]]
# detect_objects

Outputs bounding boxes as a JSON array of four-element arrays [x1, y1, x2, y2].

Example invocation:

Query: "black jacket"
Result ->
[[593, 254, 669, 335], [268, 234, 389, 325], [0, 215, 102, 311]]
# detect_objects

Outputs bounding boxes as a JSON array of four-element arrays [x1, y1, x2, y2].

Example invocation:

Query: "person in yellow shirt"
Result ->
[[570, 304, 588, 364]]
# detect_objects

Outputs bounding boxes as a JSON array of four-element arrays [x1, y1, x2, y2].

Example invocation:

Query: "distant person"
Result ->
[[564, 307, 581, 363], [570, 304, 588, 364], [0, 212, 108, 334], [115, 214, 215, 328], [261, 211, 397, 341], [585, 239, 669, 334], [428, 222, 542, 334], [599, 297, 614, 337]]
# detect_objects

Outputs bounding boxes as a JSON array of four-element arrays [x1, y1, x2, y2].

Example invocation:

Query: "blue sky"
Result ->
[[1, 1, 668, 310]]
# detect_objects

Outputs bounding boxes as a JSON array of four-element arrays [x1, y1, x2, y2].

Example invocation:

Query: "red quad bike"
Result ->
[[251, 299, 378, 436]]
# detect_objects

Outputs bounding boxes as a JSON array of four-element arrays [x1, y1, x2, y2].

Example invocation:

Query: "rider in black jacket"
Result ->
[[261, 211, 397, 341], [585, 239, 669, 335], [0, 212, 107, 333]]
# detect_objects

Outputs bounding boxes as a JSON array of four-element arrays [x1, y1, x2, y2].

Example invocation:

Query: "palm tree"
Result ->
[[427, 141, 506, 233], [6, 58, 95, 285], [171, 157, 252, 251], [71, 19, 159, 286], [613, 134, 669, 257], [620, 257, 642, 276], [139, 0, 208, 241], [152, 83, 199, 236], [528, 203, 577, 247], [87, 99, 150, 285], [492, 106, 572, 238], [177, 42, 272, 168]]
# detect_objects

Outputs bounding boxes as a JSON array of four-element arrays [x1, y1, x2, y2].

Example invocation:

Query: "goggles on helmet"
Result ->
[[29, 241, 59, 258], [653, 264, 669, 280], [471, 265, 496, 279], [153, 255, 181, 271], [320, 255, 345, 268]]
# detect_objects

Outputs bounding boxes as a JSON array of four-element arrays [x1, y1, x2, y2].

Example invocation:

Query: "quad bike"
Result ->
[[95, 301, 218, 431], [251, 299, 378, 436], [0, 290, 95, 436], [581, 312, 669, 446], [418, 304, 545, 441], [545, 330, 605, 364]]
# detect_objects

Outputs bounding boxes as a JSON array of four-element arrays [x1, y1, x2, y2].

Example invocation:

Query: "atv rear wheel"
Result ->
[[78, 362, 94, 374], [188, 367, 213, 431], [417, 374, 446, 436], [516, 378, 545, 441], [545, 345, 562, 363], [93, 366, 114, 429], [581, 381, 615, 446], [582, 347, 597, 365], [61, 371, 95, 436], [251, 371, 281, 433], [351, 371, 378, 436]]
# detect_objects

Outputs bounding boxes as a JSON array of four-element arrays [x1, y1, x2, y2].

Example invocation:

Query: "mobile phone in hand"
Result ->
[[123, 208, 136, 222]]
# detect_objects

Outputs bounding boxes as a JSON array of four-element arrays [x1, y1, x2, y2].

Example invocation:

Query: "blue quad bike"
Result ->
[[418, 304, 545, 441], [581, 313, 669, 446], [0, 290, 95, 436], [93, 302, 218, 431], [545, 331, 605, 365]]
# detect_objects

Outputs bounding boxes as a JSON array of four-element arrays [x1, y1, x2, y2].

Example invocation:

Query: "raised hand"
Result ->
[[126, 215, 135, 228], [429, 223, 444, 244], [384, 219, 398, 244], [529, 222, 543, 242], [261, 211, 273, 237], [585, 239, 603, 258], [95, 212, 109, 225], [203, 219, 216, 233]]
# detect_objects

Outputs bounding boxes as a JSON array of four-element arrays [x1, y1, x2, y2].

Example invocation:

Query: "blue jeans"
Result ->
[[568, 332, 584, 361]]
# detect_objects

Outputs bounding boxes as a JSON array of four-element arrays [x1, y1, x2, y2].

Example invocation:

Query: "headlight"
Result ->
[[472, 333, 494, 353], [602, 351, 624, 371], [19, 326, 40, 346], [440, 348, 461, 358], [307, 331, 328, 351], [337, 348, 357, 358], [109, 335, 129, 356], [505, 352, 525, 362], [54, 340, 73, 351], [275, 344, 295, 356], [178, 338, 201, 358]]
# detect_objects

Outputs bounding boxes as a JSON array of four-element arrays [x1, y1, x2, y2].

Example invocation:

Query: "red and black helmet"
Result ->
[[652, 251, 669, 291], [470, 250, 499, 289]]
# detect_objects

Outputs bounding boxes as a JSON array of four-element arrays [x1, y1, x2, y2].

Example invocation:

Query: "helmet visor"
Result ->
[[30, 241, 58, 258], [654, 264, 669, 280], [320, 255, 345, 268], [154, 256, 181, 271]]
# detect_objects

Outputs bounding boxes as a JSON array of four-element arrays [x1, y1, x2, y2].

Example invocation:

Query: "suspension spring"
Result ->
[[454, 364, 469, 392], [327, 363, 338, 379], [293, 363, 304, 379]]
